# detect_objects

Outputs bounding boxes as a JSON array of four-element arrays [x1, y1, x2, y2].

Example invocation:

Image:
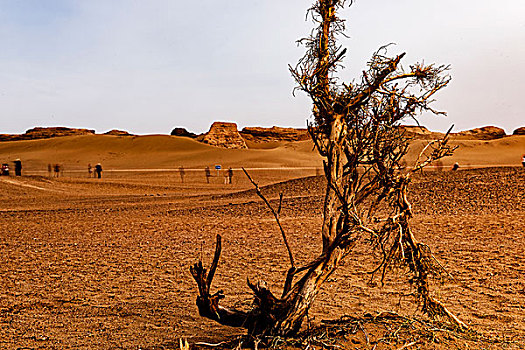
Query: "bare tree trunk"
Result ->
[[190, 0, 465, 339], [275, 247, 345, 336]]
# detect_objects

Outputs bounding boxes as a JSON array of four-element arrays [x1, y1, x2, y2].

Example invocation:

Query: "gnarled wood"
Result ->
[[190, 0, 465, 339], [190, 235, 251, 328]]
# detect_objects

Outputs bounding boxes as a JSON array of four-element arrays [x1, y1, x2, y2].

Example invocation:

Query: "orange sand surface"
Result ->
[[0, 135, 524, 349], [0, 134, 524, 173]]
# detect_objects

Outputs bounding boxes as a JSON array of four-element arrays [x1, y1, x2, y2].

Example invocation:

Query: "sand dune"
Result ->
[[0, 135, 322, 171], [0, 134, 524, 173], [409, 135, 525, 167]]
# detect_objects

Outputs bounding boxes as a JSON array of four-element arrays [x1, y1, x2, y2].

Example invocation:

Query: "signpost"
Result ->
[[215, 165, 221, 177]]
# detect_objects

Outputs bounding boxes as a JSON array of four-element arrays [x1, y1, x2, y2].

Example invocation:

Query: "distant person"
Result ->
[[94, 163, 103, 179], [1, 163, 9, 176], [205, 166, 211, 183], [227, 167, 233, 184], [179, 166, 185, 183], [13, 159, 22, 176], [53, 164, 61, 178], [47, 163, 52, 177], [452, 162, 459, 171], [88, 163, 93, 178], [522, 154, 525, 168]]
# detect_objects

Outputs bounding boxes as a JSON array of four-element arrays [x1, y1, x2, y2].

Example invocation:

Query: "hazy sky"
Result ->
[[1, 0, 524, 135]]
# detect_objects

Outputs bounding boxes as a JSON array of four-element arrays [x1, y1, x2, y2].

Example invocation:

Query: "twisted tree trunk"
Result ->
[[190, 0, 464, 339]]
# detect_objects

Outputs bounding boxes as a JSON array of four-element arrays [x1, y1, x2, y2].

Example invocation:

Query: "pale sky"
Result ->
[[1, 0, 524, 135]]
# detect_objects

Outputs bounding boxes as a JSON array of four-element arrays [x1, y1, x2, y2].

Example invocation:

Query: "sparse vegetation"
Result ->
[[190, 0, 465, 343]]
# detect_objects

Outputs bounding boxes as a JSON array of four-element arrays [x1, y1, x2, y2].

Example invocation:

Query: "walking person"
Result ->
[[522, 154, 525, 168], [179, 166, 185, 183], [94, 163, 103, 179], [88, 163, 93, 178], [205, 166, 211, 183], [13, 159, 22, 176], [53, 164, 61, 178], [47, 164, 52, 177], [227, 167, 233, 184]]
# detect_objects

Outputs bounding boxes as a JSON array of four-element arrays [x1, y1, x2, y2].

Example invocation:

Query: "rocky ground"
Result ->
[[0, 167, 524, 349]]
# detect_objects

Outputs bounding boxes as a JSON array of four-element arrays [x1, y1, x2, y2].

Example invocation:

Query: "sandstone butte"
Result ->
[[199, 121, 248, 149], [398, 125, 513, 141], [240, 126, 310, 143], [0, 127, 95, 142], [103, 129, 133, 136], [453, 126, 506, 140]]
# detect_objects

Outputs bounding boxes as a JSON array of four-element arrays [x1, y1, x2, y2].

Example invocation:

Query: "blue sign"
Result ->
[[215, 165, 222, 170]]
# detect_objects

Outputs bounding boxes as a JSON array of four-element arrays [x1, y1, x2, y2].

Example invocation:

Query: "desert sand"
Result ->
[[0, 133, 524, 349], [0, 133, 524, 172]]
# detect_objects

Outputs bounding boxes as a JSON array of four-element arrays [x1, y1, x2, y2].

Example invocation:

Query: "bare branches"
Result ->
[[291, 0, 462, 331], [190, 234, 251, 328], [242, 168, 295, 269], [190, 0, 463, 338], [190, 235, 222, 299], [206, 233, 222, 289], [412, 125, 457, 173]]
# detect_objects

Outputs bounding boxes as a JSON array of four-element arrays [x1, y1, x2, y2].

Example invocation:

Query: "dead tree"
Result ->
[[190, 0, 465, 339]]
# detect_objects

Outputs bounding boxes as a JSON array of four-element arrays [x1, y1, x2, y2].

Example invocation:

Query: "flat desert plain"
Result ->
[[0, 134, 524, 349]]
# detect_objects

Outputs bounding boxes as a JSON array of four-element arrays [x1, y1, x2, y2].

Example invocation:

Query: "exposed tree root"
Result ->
[[189, 311, 514, 349]]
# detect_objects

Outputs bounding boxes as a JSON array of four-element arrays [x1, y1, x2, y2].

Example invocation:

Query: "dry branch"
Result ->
[[190, 0, 464, 338], [242, 167, 295, 269], [190, 235, 251, 329]]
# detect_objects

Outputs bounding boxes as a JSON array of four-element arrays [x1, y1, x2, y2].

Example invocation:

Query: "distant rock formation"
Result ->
[[399, 125, 431, 135], [0, 127, 95, 141], [382, 125, 446, 140], [201, 122, 247, 149], [0, 134, 17, 142], [171, 127, 197, 138], [104, 129, 133, 136], [453, 126, 506, 140], [512, 127, 525, 135], [26, 127, 95, 138], [240, 126, 309, 143], [398, 125, 435, 139]]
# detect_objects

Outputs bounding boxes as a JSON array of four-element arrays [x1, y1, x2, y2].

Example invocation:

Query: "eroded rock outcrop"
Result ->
[[201, 122, 247, 149], [397, 125, 448, 140], [398, 125, 432, 138], [0, 127, 95, 141], [171, 127, 197, 138], [240, 126, 309, 143], [453, 126, 506, 140], [399, 125, 431, 135], [512, 127, 525, 135], [104, 129, 133, 136], [26, 127, 95, 138]]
